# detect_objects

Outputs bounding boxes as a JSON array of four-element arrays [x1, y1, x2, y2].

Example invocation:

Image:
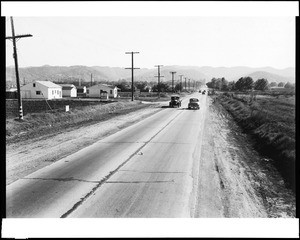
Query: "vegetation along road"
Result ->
[[6, 92, 295, 217]]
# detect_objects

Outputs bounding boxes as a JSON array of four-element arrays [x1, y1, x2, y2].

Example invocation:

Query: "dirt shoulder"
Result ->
[[197, 96, 295, 217], [6, 102, 166, 185]]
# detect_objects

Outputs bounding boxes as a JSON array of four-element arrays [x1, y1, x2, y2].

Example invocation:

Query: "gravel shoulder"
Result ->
[[6, 102, 165, 185]]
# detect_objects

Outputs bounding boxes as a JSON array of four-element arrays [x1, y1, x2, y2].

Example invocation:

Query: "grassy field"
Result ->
[[6, 100, 156, 145], [213, 92, 295, 191]]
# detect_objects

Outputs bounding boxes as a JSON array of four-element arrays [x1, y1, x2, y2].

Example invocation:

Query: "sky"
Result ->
[[4, 2, 297, 69]]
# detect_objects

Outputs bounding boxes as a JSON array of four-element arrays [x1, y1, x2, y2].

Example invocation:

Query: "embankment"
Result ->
[[213, 93, 295, 192]]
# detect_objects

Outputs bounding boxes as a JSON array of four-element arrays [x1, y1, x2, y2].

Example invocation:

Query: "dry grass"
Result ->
[[6, 101, 154, 145]]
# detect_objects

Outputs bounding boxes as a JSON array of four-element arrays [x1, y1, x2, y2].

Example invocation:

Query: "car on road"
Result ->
[[169, 95, 182, 108], [188, 98, 200, 110], [202, 90, 206, 94]]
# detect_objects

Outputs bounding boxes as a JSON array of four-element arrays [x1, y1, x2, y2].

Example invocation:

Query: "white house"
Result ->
[[87, 84, 119, 98], [60, 84, 77, 97], [21, 81, 62, 99]]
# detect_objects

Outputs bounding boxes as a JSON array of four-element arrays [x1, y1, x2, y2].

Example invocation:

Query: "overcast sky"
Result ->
[[4, 3, 297, 69]]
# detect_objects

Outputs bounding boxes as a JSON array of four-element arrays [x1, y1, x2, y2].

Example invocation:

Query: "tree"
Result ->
[[278, 82, 285, 87], [220, 77, 229, 91], [254, 78, 269, 91], [116, 80, 131, 92], [175, 83, 183, 92], [152, 82, 170, 92], [206, 81, 214, 89], [135, 81, 148, 92], [235, 77, 254, 91], [269, 82, 277, 88], [206, 77, 228, 90], [228, 81, 236, 91], [284, 82, 295, 89]]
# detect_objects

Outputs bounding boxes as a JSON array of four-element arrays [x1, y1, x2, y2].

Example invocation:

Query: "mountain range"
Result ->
[[6, 65, 295, 87]]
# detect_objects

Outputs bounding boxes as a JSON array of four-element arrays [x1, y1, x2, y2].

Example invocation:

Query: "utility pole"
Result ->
[[170, 71, 176, 93], [188, 79, 191, 91], [23, 77, 25, 86], [154, 65, 164, 98], [179, 75, 183, 93], [125, 51, 140, 101], [90, 73, 93, 86], [6, 17, 32, 120], [185, 77, 187, 91]]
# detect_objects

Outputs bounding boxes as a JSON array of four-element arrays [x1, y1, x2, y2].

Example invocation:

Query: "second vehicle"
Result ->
[[188, 98, 200, 110]]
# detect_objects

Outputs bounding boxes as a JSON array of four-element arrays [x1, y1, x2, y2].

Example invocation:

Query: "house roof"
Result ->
[[59, 84, 75, 87], [6, 88, 18, 92], [62, 86, 74, 90], [76, 86, 86, 89], [88, 84, 116, 89], [36, 81, 62, 88], [59, 84, 76, 90]]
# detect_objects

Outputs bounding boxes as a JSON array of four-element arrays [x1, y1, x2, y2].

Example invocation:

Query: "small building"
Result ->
[[87, 84, 119, 98], [59, 84, 77, 97], [76, 86, 87, 97], [21, 81, 62, 99], [6, 88, 18, 99]]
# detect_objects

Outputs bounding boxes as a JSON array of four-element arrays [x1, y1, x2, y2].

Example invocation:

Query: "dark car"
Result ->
[[188, 98, 200, 110], [169, 95, 182, 108], [202, 90, 206, 94]]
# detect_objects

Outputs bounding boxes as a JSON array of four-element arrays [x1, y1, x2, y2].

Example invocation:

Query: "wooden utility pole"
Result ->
[[170, 71, 176, 93], [90, 73, 93, 86], [188, 79, 191, 91], [6, 17, 32, 120], [154, 65, 164, 98], [125, 51, 140, 101], [185, 77, 187, 91], [179, 75, 183, 93]]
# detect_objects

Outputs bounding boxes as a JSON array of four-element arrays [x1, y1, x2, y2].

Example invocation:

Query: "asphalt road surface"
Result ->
[[7, 92, 207, 218]]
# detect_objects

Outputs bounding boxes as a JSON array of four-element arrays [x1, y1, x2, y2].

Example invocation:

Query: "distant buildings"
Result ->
[[8, 80, 120, 100]]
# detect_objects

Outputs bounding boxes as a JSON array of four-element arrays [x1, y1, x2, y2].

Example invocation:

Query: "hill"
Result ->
[[6, 65, 209, 87], [6, 65, 294, 88], [197, 66, 295, 82], [245, 71, 294, 84]]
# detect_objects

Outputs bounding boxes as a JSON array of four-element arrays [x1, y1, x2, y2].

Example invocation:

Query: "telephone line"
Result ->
[[125, 52, 140, 101], [6, 17, 32, 120]]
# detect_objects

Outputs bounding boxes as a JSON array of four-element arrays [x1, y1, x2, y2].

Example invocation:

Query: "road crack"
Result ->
[[21, 177, 100, 183], [106, 180, 175, 184]]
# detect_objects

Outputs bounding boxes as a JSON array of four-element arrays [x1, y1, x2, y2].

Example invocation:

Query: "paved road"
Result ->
[[7, 92, 207, 217]]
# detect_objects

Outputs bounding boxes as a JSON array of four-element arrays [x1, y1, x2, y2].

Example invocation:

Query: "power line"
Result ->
[[6, 17, 33, 120], [170, 71, 176, 93], [154, 65, 164, 98], [125, 52, 140, 101], [178, 74, 183, 93]]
